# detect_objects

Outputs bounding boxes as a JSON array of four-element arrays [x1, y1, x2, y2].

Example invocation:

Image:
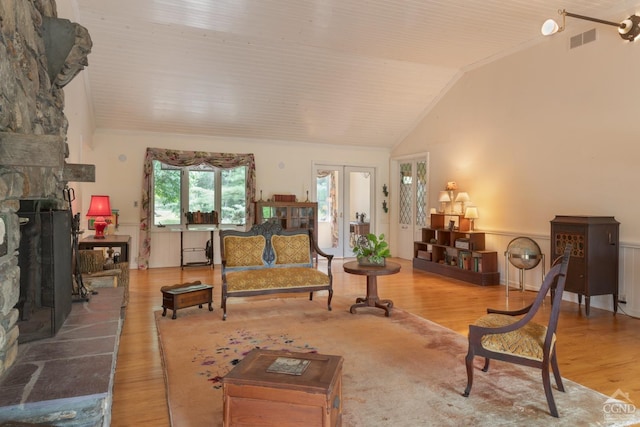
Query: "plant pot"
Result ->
[[357, 257, 386, 267]]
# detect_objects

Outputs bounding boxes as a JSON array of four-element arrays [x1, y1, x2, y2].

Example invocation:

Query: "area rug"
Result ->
[[155, 296, 640, 426]]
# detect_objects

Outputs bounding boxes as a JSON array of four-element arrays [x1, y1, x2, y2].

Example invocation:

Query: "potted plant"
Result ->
[[353, 233, 391, 266]]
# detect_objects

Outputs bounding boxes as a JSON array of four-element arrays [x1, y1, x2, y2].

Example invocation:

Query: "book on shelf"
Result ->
[[458, 251, 472, 270], [473, 255, 483, 272], [185, 210, 218, 225], [266, 357, 310, 376], [273, 194, 297, 202]]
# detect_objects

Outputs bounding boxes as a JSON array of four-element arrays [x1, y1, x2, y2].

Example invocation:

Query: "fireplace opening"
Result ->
[[16, 200, 72, 343]]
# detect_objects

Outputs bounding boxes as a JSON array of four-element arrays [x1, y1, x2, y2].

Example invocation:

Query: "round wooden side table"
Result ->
[[343, 260, 401, 317]]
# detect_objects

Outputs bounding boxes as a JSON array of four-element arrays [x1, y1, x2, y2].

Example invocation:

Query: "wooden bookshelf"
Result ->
[[413, 214, 499, 286]]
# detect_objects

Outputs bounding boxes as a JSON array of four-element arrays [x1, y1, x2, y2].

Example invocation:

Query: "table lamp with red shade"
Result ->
[[86, 195, 111, 238]]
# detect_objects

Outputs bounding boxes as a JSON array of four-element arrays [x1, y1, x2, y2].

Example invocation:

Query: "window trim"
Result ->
[[139, 147, 256, 269]]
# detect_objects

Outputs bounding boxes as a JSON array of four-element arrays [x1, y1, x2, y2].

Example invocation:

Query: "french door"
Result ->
[[392, 155, 429, 260], [313, 164, 375, 258]]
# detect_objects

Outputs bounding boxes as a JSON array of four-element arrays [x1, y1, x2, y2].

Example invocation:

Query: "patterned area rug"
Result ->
[[155, 296, 640, 426]]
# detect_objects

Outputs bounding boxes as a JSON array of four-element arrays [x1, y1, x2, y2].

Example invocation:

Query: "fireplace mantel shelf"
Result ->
[[0, 133, 96, 182]]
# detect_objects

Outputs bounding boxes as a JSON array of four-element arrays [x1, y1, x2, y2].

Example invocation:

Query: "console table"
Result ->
[[79, 234, 131, 263]]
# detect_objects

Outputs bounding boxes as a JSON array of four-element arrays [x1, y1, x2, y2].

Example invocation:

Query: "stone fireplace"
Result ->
[[0, 0, 93, 377]]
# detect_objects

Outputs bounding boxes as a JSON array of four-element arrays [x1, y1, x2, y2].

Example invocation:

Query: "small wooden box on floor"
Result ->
[[161, 283, 213, 319], [222, 349, 343, 427]]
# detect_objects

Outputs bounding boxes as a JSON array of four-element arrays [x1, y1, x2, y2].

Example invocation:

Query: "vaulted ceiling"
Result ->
[[69, 0, 639, 148]]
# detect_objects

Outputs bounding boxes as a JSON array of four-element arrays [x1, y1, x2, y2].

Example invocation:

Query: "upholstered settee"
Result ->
[[219, 221, 333, 320]]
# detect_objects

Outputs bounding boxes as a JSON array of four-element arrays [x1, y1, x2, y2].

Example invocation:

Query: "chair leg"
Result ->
[[482, 358, 490, 372], [551, 352, 565, 392], [462, 349, 475, 397], [542, 363, 559, 418]]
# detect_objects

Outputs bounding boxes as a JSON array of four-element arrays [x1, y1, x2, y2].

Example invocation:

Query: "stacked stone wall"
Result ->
[[0, 0, 73, 376]]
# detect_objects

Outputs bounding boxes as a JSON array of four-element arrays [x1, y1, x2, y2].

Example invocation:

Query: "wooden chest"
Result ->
[[161, 284, 213, 319], [222, 349, 343, 426]]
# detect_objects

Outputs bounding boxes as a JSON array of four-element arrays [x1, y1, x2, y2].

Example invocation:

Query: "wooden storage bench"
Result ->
[[161, 281, 213, 319], [222, 349, 343, 427]]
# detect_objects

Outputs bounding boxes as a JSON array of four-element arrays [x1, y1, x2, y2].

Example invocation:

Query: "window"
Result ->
[[152, 160, 246, 226]]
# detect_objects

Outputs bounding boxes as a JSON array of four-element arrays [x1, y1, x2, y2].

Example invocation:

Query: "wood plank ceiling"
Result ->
[[69, 0, 638, 148]]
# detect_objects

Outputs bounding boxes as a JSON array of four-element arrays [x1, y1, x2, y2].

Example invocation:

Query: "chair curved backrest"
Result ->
[[544, 252, 571, 355], [463, 245, 572, 417]]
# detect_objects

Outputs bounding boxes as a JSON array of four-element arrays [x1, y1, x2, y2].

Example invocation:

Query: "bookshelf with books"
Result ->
[[413, 214, 499, 286]]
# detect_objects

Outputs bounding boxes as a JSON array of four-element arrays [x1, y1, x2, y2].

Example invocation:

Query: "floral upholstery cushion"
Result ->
[[223, 235, 265, 267], [226, 267, 329, 292], [272, 234, 312, 266], [475, 313, 554, 361]]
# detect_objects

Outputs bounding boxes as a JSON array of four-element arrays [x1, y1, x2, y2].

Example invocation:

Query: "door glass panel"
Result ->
[[415, 161, 427, 227], [399, 162, 412, 225], [348, 171, 371, 252], [316, 169, 340, 251], [259, 206, 275, 221]]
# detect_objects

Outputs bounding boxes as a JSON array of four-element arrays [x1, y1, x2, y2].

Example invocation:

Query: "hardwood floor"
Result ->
[[110, 258, 640, 426]]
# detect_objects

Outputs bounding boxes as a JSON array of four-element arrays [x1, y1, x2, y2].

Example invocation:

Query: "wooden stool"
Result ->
[[161, 281, 213, 319]]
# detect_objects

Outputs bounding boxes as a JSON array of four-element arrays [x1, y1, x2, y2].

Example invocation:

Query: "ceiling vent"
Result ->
[[570, 28, 597, 49]]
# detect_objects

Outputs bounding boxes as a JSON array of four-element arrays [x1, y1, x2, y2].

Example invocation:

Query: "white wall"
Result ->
[[392, 27, 640, 316], [78, 130, 390, 268], [57, 0, 94, 216], [60, 65, 94, 216], [394, 29, 640, 238]]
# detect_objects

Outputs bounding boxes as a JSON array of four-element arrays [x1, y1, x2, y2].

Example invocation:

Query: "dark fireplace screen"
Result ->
[[17, 206, 72, 343]]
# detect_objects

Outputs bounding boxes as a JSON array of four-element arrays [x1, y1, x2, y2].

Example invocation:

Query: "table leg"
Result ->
[[350, 276, 394, 317]]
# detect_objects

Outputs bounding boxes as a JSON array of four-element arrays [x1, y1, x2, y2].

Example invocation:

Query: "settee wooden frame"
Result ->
[[219, 221, 333, 320]]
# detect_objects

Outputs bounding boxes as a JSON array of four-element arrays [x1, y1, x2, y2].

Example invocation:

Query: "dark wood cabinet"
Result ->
[[550, 215, 619, 316], [255, 201, 318, 242], [412, 214, 499, 286]]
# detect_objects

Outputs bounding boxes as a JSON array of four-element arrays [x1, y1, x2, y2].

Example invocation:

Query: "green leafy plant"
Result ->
[[353, 233, 391, 264]]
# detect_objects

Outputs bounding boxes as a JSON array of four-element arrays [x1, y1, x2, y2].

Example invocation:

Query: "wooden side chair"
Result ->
[[462, 245, 572, 417]]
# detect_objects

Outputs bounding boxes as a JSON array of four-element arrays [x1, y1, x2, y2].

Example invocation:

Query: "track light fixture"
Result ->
[[541, 9, 640, 41]]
